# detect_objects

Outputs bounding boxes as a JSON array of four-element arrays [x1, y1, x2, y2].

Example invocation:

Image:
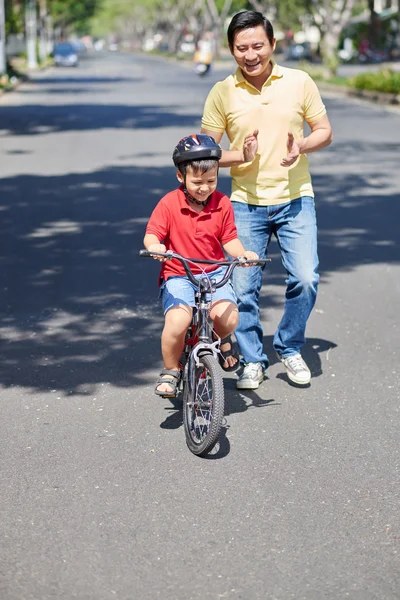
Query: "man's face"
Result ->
[[231, 25, 276, 82], [178, 165, 218, 203]]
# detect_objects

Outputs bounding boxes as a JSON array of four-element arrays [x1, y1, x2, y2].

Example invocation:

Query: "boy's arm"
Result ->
[[143, 233, 167, 262], [223, 238, 258, 263]]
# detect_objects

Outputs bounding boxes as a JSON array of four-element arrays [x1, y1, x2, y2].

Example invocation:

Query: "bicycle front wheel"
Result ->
[[183, 354, 224, 457]]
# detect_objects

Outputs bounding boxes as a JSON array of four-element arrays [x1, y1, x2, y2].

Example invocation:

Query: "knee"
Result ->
[[287, 270, 319, 295], [224, 309, 239, 332], [211, 302, 239, 332], [164, 306, 192, 334]]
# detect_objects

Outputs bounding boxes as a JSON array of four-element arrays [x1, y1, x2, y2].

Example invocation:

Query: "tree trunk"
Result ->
[[321, 28, 340, 77], [205, 0, 232, 59], [367, 0, 379, 48], [0, 0, 6, 74], [38, 0, 47, 64], [313, 0, 355, 77], [25, 0, 38, 69]]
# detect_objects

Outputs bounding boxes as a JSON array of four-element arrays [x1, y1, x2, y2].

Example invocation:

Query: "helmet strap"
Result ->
[[184, 187, 210, 207], [181, 165, 218, 207]]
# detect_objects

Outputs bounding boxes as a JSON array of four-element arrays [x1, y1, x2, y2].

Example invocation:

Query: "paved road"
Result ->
[[0, 51, 399, 600]]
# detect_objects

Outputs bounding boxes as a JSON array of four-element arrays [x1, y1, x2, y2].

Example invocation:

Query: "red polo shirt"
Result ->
[[145, 185, 238, 282]]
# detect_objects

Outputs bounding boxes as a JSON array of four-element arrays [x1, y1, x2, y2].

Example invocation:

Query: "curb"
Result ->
[[348, 87, 400, 105], [317, 81, 400, 107]]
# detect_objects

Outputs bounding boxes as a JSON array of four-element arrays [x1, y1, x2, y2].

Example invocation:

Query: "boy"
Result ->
[[143, 134, 259, 397]]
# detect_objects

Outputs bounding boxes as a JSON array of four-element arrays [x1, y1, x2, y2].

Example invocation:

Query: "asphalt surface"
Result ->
[[0, 51, 399, 600]]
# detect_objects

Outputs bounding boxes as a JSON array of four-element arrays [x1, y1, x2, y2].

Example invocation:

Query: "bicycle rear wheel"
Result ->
[[183, 353, 224, 457]]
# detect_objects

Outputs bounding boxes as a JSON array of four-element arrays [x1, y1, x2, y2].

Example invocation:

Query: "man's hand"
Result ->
[[243, 129, 259, 163], [240, 250, 259, 267], [281, 132, 301, 167], [148, 243, 167, 262]]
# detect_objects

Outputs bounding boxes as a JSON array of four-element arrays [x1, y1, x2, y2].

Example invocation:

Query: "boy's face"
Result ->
[[177, 165, 218, 203]]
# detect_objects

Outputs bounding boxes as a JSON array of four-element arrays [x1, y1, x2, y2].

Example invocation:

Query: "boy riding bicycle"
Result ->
[[143, 134, 258, 397]]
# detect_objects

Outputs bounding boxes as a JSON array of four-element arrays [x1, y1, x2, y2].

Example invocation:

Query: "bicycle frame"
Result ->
[[140, 249, 267, 367], [190, 275, 221, 364], [140, 249, 269, 456]]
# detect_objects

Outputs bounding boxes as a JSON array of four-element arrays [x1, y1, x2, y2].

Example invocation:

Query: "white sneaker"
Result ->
[[236, 362, 264, 390], [279, 353, 311, 385]]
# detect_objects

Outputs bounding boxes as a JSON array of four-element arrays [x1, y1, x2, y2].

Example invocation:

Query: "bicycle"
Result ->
[[140, 249, 268, 457]]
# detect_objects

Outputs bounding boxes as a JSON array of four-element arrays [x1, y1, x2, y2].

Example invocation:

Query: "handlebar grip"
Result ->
[[139, 249, 173, 259], [237, 258, 271, 266]]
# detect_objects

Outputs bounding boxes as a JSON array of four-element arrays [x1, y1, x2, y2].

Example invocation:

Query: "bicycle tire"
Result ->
[[183, 353, 224, 457]]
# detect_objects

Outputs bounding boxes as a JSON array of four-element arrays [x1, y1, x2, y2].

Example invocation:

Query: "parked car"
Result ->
[[54, 42, 79, 67], [286, 42, 313, 61]]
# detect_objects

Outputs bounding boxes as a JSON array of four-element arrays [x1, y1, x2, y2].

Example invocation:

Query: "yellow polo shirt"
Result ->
[[201, 62, 326, 206]]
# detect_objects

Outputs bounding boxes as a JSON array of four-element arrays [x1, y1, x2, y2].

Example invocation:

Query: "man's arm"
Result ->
[[281, 114, 333, 167], [200, 127, 259, 167], [302, 114, 333, 152]]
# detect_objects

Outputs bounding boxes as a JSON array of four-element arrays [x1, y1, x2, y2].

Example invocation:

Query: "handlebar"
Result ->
[[139, 249, 269, 290]]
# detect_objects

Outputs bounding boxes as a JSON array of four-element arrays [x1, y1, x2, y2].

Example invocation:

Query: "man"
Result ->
[[201, 10, 333, 389]]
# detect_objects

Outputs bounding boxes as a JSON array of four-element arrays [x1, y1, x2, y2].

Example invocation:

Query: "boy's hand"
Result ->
[[148, 243, 167, 261], [243, 129, 259, 163], [241, 250, 259, 267]]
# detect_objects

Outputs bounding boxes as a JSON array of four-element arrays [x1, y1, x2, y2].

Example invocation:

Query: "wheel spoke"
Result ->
[[183, 355, 225, 456]]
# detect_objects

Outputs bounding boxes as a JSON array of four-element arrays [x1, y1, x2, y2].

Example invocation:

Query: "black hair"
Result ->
[[178, 158, 219, 176], [227, 11, 274, 49]]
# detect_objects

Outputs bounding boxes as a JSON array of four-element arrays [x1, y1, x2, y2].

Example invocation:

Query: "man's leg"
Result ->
[[231, 202, 269, 369], [273, 196, 319, 382]]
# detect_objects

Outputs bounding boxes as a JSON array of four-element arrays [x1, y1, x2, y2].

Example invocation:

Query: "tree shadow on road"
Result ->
[[0, 104, 199, 135], [0, 155, 397, 395]]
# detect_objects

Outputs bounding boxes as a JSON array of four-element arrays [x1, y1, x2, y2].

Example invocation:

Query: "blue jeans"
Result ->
[[232, 197, 319, 369]]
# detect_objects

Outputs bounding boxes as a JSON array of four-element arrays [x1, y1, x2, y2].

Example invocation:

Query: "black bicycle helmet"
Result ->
[[173, 134, 222, 166]]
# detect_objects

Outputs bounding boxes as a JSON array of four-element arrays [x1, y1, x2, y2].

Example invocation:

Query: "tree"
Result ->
[[5, 0, 25, 35], [309, 0, 356, 75], [242, 0, 357, 76], [48, 0, 100, 36]]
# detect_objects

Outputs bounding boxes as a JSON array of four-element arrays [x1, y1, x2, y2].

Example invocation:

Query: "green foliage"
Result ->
[[5, 0, 25, 35], [350, 70, 400, 94], [275, 0, 308, 31], [90, 0, 165, 35], [48, 0, 100, 33]]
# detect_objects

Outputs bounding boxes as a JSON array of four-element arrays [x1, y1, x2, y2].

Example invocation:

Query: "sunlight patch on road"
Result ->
[[26, 220, 82, 238]]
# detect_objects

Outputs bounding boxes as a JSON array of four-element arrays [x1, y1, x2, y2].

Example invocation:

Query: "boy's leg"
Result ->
[[210, 300, 239, 369], [157, 305, 192, 394], [158, 275, 195, 395]]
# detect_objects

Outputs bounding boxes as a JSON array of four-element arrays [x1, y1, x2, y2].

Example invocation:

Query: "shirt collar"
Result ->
[[233, 60, 283, 88]]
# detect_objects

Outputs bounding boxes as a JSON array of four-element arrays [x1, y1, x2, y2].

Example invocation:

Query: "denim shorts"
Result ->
[[160, 267, 237, 315]]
